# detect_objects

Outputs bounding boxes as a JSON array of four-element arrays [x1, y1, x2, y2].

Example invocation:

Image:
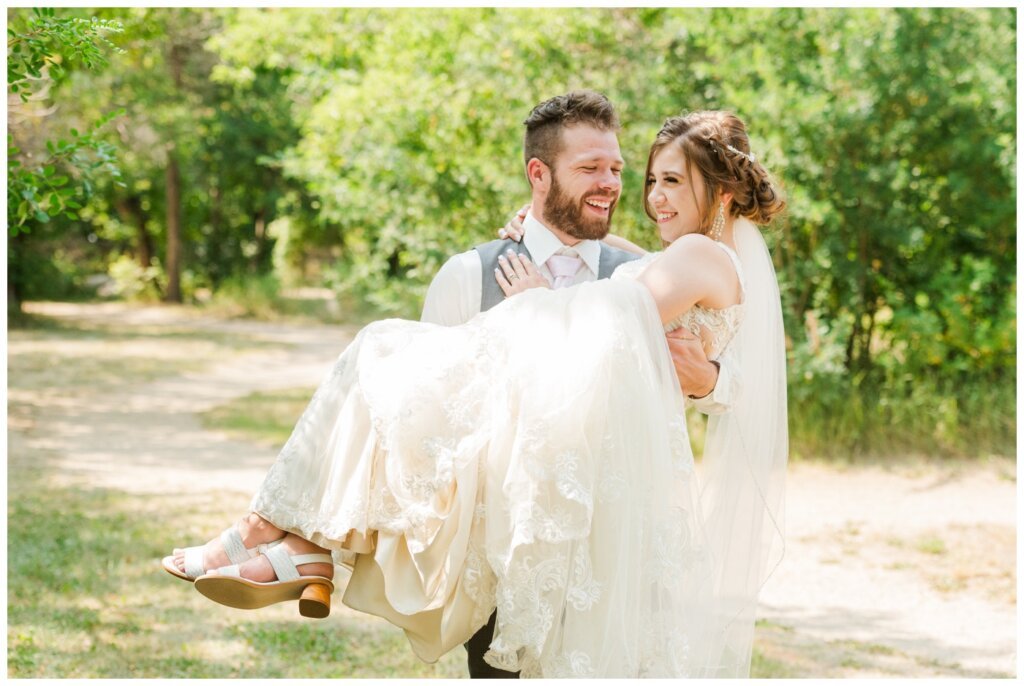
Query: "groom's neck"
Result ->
[[532, 203, 582, 247]]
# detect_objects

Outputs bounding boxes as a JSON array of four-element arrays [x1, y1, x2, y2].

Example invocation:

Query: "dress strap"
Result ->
[[713, 241, 746, 303]]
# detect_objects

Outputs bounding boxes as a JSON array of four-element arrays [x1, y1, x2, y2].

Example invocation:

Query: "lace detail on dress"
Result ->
[[249, 269, 717, 677], [611, 244, 745, 359], [463, 508, 498, 629]]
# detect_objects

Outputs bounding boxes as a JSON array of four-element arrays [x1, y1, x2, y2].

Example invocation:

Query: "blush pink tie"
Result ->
[[546, 254, 583, 289]]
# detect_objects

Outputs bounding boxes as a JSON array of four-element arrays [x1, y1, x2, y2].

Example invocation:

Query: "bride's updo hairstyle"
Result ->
[[643, 110, 785, 233]]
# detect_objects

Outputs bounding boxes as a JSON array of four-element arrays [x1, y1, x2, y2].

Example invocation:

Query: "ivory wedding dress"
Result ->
[[248, 244, 750, 677]]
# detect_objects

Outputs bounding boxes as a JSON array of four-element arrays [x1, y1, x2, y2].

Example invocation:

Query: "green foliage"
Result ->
[[7, 109, 125, 234], [7, 7, 128, 317], [106, 253, 164, 300], [206, 272, 285, 319], [6, 8, 1016, 457], [6, 8, 127, 231], [789, 375, 1015, 459], [7, 8, 124, 100]]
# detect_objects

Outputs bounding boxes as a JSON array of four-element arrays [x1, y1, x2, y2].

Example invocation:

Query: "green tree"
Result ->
[[7, 7, 126, 311], [8, 7, 1014, 456]]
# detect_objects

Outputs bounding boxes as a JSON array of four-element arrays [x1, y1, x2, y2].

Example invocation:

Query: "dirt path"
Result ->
[[9, 302, 1017, 678], [757, 460, 1016, 676], [12, 301, 358, 496]]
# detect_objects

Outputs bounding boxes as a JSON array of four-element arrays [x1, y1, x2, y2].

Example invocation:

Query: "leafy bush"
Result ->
[[106, 254, 164, 301]]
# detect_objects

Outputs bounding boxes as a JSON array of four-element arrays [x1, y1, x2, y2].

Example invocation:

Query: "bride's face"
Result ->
[[646, 145, 707, 244]]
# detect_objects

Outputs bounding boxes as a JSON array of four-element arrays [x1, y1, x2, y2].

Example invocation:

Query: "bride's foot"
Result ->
[[167, 512, 285, 579], [193, 533, 335, 618], [210, 533, 334, 583]]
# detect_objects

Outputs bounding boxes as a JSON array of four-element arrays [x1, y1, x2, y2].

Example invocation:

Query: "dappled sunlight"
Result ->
[[7, 3, 1015, 677], [758, 461, 1016, 677], [8, 303, 1015, 679], [6, 306, 462, 676], [8, 300, 1015, 677]]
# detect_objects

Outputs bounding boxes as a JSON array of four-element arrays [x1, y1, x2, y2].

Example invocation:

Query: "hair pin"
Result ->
[[725, 143, 756, 164]]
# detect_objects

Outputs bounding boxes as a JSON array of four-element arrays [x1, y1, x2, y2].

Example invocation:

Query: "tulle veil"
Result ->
[[696, 217, 789, 676]]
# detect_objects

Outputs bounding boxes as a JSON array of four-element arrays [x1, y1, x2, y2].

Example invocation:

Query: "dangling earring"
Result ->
[[709, 201, 725, 241]]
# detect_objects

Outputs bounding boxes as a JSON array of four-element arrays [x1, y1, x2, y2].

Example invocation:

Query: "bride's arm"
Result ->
[[641, 236, 739, 401], [636, 234, 739, 326]]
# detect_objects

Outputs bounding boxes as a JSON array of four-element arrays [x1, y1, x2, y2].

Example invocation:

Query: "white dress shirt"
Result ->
[[421, 213, 600, 327]]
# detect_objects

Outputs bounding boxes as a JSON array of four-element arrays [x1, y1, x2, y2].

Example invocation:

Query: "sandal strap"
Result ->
[[255, 538, 284, 555], [221, 526, 251, 566], [214, 563, 241, 577], [222, 524, 285, 566], [265, 544, 300, 582], [176, 530, 285, 580], [291, 553, 334, 567], [183, 546, 206, 580], [264, 546, 333, 582]]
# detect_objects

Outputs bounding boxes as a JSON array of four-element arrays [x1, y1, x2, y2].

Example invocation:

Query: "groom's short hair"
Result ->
[[523, 91, 619, 170]]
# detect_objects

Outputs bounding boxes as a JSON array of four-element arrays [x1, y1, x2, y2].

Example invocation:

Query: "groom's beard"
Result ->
[[544, 174, 617, 241]]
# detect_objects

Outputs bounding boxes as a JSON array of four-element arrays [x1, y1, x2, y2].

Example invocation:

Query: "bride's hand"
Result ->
[[497, 204, 531, 242], [495, 249, 549, 297]]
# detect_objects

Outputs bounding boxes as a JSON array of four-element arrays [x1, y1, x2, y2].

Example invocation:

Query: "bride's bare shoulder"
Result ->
[[660, 233, 730, 265], [650, 234, 740, 307]]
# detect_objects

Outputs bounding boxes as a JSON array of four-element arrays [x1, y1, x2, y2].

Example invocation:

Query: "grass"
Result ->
[[7, 307, 465, 678], [9, 301, 1014, 678], [883, 525, 1016, 604], [915, 536, 948, 556], [788, 376, 1016, 461], [6, 466, 467, 678], [750, 647, 796, 678], [750, 621, 986, 678], [200, 274, 385, 327], [8, 313, 279, 395], [200, 387, 317, 448]]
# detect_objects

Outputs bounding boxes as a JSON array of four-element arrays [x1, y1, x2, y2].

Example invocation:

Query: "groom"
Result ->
[[421, 90, 731, 678]]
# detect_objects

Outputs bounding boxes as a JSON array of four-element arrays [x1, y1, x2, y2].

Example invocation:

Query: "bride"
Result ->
[[162, 110, 788, 678]]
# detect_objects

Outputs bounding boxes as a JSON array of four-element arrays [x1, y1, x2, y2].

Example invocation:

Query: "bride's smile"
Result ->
[[646, 145, 709, 244]]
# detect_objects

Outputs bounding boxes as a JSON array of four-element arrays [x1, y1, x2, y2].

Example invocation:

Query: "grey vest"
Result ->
[[475, 238, 642, 312]]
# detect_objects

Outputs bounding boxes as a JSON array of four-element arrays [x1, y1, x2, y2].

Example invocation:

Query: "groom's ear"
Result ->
[[526, 158, 551, 192]]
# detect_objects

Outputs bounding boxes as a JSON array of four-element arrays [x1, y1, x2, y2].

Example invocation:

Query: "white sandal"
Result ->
[[194, 544, 335, 618], [161, 524, 284, 582]]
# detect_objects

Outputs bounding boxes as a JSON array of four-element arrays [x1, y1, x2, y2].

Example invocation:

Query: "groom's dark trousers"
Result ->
[[465, 611, 519, 678]]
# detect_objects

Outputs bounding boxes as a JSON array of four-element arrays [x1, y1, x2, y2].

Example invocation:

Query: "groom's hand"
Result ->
[[666, 328, 719, 399]]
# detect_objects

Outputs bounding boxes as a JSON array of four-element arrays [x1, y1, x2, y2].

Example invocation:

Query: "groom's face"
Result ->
[[543, 125, 624, 241]]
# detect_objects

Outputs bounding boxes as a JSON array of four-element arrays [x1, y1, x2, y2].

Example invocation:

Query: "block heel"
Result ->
[[299, 582, 332, 619]]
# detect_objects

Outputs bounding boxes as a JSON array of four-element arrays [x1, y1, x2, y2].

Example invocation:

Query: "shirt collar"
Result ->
[[523, 212, 601, 276]]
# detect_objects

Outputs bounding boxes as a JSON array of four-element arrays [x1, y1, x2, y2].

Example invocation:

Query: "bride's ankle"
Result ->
[[241, 512, 284, 541], [280, 532, 325, 553]]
